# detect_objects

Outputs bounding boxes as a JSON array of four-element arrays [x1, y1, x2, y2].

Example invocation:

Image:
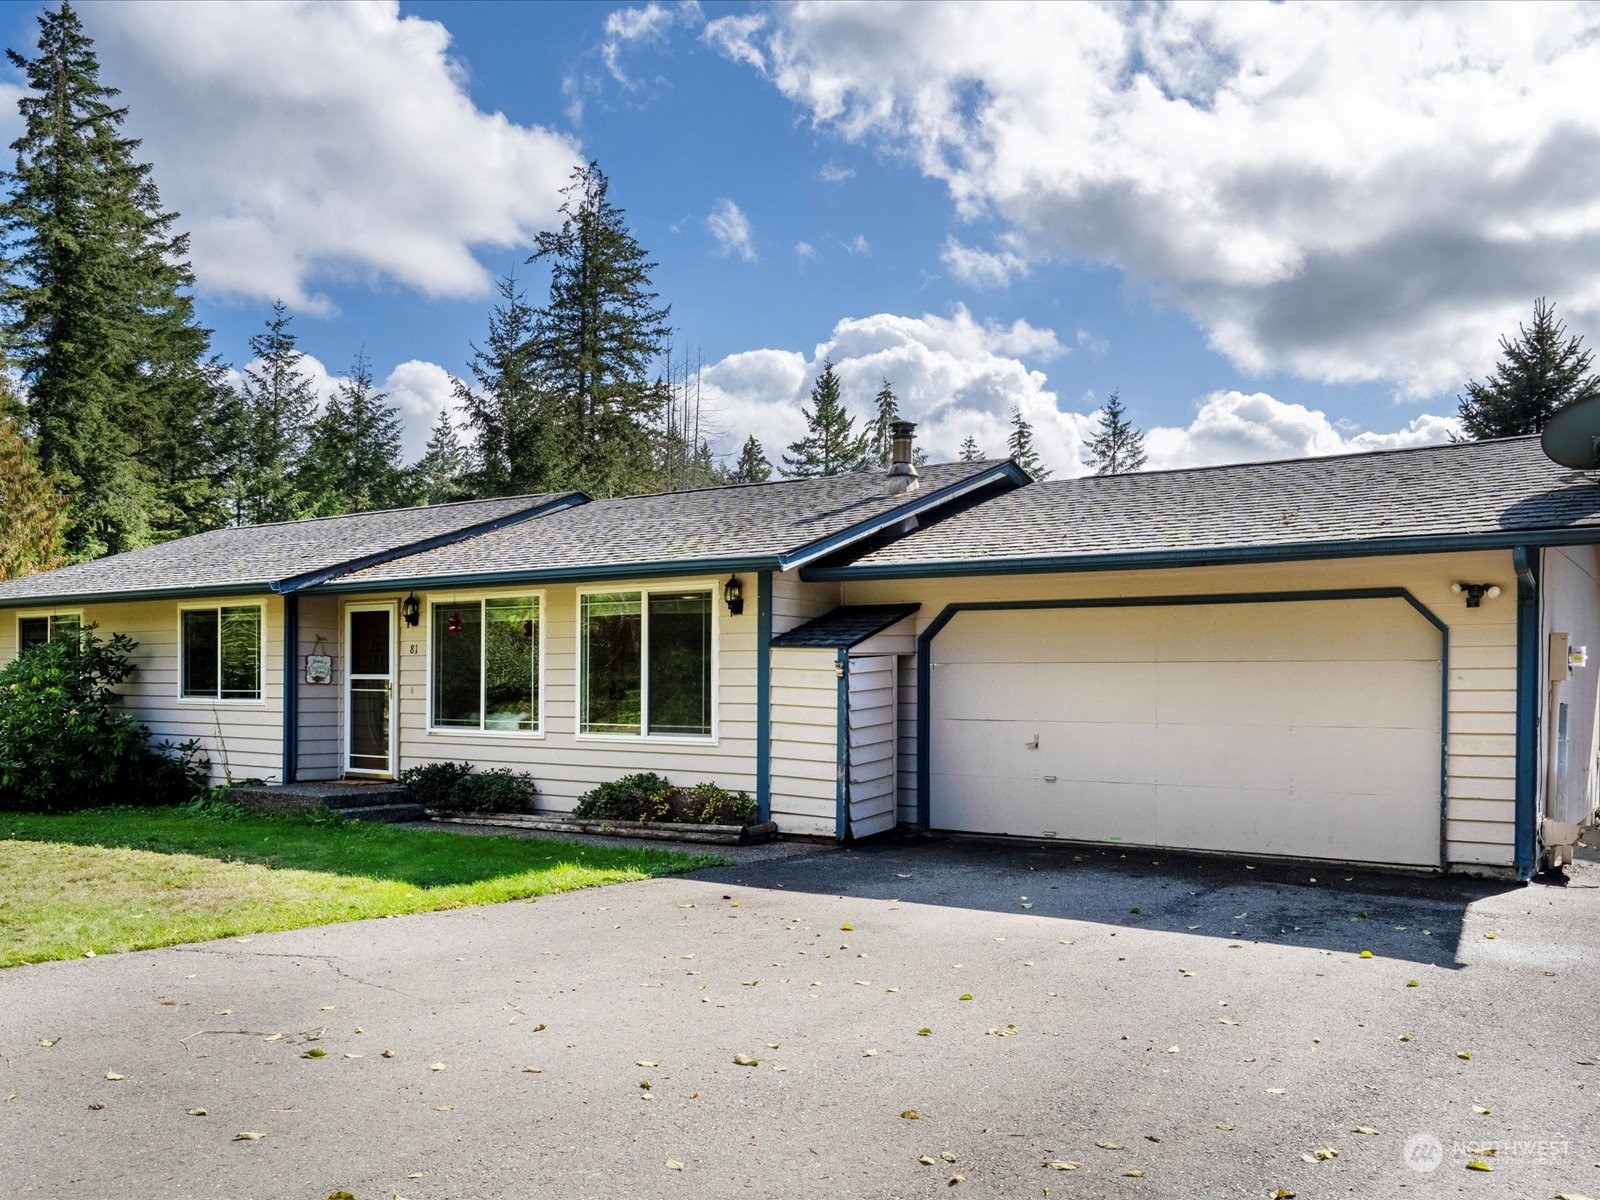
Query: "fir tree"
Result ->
[[1081, 390, 1148, 475], [303, 350, 406, 515], [0, 405, 68, 579], [529, 162, 671, 497], [238, 301, 318, 523], [2, 0, 219, 558], [870, 379, 899, 467], [410, 409, 472, 505], [958, 435, 982, 462], [1458, 298, 1600, 439], [782, 361, 873, 477], [729, 434, 772, 483], [1007, 405, 1050, 480], [455, 272, 550, 497]]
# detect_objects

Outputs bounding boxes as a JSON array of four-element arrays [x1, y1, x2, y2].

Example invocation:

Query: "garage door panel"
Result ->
[[929, 599, 1442, 866], [931, 718, 1159, 785], [931, 661, 1160, 723]]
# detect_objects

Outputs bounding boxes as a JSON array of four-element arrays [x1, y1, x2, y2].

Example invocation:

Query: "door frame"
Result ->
[[344, 600, 398, 778]]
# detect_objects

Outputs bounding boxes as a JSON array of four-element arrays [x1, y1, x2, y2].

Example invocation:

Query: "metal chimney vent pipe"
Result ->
[[886, 420, 920, 495]]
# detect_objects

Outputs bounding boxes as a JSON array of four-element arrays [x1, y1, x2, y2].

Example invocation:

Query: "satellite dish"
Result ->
[[1540, 393, 1600, 469]]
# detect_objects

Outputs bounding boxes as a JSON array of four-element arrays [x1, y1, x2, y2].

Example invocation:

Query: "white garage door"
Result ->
[[929, 598, 1443, 866]]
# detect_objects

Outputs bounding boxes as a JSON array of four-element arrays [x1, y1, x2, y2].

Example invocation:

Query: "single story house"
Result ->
[[2, 433, 1596, 880]]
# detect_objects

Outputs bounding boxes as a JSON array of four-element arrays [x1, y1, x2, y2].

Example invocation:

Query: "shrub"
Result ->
[[572, 772, 673, 822], [0, 626, 210, 811], [679, 783, 757, 827], [398, 761, 475, 809], [444, 767, 537, 813]]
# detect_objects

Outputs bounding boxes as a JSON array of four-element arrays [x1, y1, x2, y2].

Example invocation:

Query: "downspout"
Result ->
[[281, 593, 299, 785], [1513, 547, 1539, 880]]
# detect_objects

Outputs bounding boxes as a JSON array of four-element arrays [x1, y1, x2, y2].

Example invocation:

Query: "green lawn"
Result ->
[[0, 807, 720, 967]]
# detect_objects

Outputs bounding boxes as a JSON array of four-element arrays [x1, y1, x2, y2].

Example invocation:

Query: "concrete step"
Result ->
[[337, 802, 426, 824]]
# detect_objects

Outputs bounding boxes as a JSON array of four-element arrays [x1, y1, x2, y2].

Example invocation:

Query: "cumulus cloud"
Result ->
[[941, 235, 1030, 289], [601, 1, 700, 87], [83, 1, 580, 312], [707, 198, 757, 262], [699, 307, 1459, 478], [708, 2, 1600, 396]]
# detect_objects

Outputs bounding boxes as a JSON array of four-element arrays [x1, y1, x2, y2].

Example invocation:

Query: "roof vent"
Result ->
[[886, 420, 920, 496]]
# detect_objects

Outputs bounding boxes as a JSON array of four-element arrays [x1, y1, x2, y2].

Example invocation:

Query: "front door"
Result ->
[[346, 603, 395, 776]]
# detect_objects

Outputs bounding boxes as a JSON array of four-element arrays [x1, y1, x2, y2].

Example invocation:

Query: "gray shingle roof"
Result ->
[[0, 493, 579, 606], [814, 436, 1600, 577], [320, 462, 1014, 588], [770, 605, 922, 649]]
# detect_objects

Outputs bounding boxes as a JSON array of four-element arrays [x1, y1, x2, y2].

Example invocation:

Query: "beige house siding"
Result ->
[[842, 549, 1522, 869], [391, 576, 757, 810], [296, 594, 342, 781], [1, 595, 286, 784], [769, 646, 841, 837], [771, 571, 839, 635]]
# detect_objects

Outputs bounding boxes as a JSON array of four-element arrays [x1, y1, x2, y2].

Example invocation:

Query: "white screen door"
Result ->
[[346, 604, 395, 776]]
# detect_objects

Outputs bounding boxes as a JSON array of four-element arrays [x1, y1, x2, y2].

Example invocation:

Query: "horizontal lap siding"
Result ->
[[296, 595, 341, 781], [771, 573, 840, 635], [0, 596, 286, 784], [392, 578, 758, 812], [844, 550, 1521, 870], [770, 647, 839, 837]]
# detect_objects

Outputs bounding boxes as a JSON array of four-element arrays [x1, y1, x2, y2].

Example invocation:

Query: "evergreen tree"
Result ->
[[0, 406, 67, 579], [528, 162, 671, 497], [410, 409, 472, 505], [959, 435, 982, 462], [1458, 298, 1600, 439], [455, 272, 550, 497], [870, 379, 900, 467], [303, 350, 406, 515], [1007, 405, 1050, 480], [238, 301, 318, 523], [2, 0, 220, 558], [729, 434, 772, 483], [1081, 390, 1148, 475], [782, 361, 873, 477]]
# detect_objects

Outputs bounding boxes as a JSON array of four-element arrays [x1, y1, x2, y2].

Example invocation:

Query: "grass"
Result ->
[[0, 806, 721, 967]]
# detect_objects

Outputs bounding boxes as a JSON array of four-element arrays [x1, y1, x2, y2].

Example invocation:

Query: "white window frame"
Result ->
[[425, 591, 547, 737], [16, 610, 84, 652], [176, 601, 266, 705], [575, 581, 719, 744]]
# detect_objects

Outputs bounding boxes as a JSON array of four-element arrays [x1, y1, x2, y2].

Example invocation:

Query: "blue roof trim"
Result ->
[[0, 582, 271, 610], [777, 462, 1027, 571], [277, 493, 589, 594], [804, 526, 1600, 581]]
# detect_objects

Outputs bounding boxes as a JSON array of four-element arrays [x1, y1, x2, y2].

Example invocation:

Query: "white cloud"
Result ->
[[841, 234, 871, 256], [602, 2, 695, 87], [83, 1, 580, 312], [710, 2, 1600, 397], [795, 241, 820, 265], [1075, 328, 1109, 358], [819, 163, 855, 183], [707, 198, 757, 262], [699, 307, 1459, 478], [941, 235, 1030, 289]]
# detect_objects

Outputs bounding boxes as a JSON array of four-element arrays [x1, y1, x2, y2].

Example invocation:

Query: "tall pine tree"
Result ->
[[455, 272, 550, 497], [1457, 298, 1600, 439], [528, 162, 671, 497], [729, 434, 772, 483], [237, 301, 318, 523], [782, 361, 873, 477], [2, 0, 220, 558], [0, 400, 67, 579], [870, 379, 900, 467], [1007, 405, 1050, 480], [302, 350, 406, 515], [958, 434, 982, 461], [1081, 390, 1148, 475], [410, 409, 472, 505]]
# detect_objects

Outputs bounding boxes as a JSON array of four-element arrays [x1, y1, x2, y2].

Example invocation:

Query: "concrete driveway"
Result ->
[[2, 837, 1597, 1200]]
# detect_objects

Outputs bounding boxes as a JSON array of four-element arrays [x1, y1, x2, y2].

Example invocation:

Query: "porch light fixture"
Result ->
[[1451, 582, 1502, 609], [446, 609, 464, 635], [402, 592, 420, 627], [723, 574, 745, 616]]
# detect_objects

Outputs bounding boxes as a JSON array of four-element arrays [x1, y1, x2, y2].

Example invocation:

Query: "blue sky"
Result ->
[[4, 1, 1597, 474]]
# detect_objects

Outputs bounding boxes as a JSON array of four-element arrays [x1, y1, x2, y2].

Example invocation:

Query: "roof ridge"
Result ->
[[208, 491, 574, 533]]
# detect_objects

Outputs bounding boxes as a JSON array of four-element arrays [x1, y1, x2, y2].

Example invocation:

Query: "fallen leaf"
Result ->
[[948, 1174, 964, 1185], [187, 1108, 207, 1117], [1457, 1051, 1473, 1060], [302, 1049, 326, 1059], [233, 1131, 264, 1141], [733, 1054, 760, 1067], [381, 1049, 396, 1058], [38, 1038, 59, 1048], [1124, 1168, 1146, 1178], [104, 1072, 125, 1081], [1272, 1190, 1296, 1199], [1400, 1034, 1413, 1042], [1407, 979, 1420, 987], [1215, 1123, 1236, 1131], [1484, 931, 1498, 940], [263, 1034, 283, 1042], [901, 1110, 921, 1120], [429, 1062, 446, 1071], [1359, 950, 1374, 959], [1473, 1105, 1492, 1115], [1219, 1018, 1239, 1026], [1166, 1045, 1180, 1054], [919, 1156, 936, 1166], [1465, 1159, 1493, 1172], [344, 1052, 363, 1059], [1094, 1139, 1123, 1150], [637, 1060, 660, 1068], [1353, 1125, 1380, 1135], [433, 1105, 453, 1112], [86, 1102, 102, 1110], [917, 1028, 933, 1037], [863, 1048, 878, 1057], [959, 993, 973, 1002], [1267, 1088, 1286, 1095], [1043, 1160, 1080, 1170], [319, 1005, 336, 1011], [940, 1151, 957, 1163], [213, 1009, 232, 1016], [522, 1066, 543, 1074], [841, 923, 854, 931]]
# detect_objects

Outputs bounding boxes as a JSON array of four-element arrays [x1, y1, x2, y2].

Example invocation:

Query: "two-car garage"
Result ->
[[925, 596, 1446, 868]]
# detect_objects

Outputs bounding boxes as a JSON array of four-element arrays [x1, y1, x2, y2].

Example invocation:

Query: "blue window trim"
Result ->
[[914, 588, 1450, 868], [755, 570, 772, 823], [1512, 547, 1539, 881]]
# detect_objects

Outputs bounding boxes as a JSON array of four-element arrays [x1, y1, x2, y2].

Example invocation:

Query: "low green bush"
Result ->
[[678, 782, 757, 827], [0, 626, 211, 811], [447, 767, 537, 813], [398, 761, 475, 809], [572, 772, 673, 822]]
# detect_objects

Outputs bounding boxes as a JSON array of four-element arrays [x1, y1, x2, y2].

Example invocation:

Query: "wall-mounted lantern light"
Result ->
[[1451, 582, 1502, 609], [402, 592, 420, 627], [723, 574, 745, 616]]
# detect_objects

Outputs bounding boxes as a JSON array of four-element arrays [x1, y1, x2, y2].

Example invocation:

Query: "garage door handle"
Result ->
[[1024, 734, 1039, 749]]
